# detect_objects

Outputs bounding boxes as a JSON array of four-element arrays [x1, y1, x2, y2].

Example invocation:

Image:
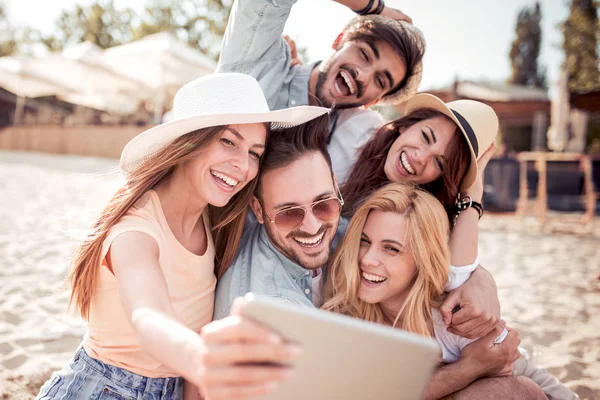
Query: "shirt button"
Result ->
[[291, 100, 296, 106], [305, 288, 311, 295]]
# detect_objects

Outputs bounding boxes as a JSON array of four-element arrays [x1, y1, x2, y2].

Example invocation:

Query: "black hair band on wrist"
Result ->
[[470, 201, 484, 218], [372, 0, 385, 15], [352, 0, 375, 15], [452, 196, 484, 226]]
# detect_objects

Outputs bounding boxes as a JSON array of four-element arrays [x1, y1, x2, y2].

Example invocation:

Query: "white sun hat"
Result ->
[[120, 73, 330, 174]]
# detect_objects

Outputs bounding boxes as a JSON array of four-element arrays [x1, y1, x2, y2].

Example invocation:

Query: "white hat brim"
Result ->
[[404, 93, 478, 191], [120, 105, 330, 174]]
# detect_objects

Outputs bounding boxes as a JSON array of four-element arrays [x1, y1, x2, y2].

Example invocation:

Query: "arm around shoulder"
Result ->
[[440, 266, 500, 339]]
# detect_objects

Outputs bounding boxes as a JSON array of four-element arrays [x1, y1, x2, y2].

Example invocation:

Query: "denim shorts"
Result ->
[[36, 347, 183, 400]]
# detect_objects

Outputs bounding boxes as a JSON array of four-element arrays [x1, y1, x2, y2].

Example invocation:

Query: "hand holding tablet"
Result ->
[[238, 294, 440, 400]]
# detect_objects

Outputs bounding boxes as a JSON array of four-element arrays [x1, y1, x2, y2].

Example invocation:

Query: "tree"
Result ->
[[132, 0, 233, 61], [561, 0, 599, 93], [42, 0, 134, 51], [0, 2, 18, 56], [507, 2, 546, 88]]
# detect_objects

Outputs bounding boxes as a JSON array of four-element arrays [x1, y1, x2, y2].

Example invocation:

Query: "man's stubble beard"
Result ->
[[313, 64, 363, 110], [264, 222, 335, 271]]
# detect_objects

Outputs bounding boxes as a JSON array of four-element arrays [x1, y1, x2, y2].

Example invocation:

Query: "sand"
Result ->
[[0, 150, 598, 399]]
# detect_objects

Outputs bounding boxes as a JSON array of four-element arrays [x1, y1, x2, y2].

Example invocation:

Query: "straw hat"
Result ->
[[403, 93, 499, 191], [120, 73, 330, 174], [343, 16, 426, 105]]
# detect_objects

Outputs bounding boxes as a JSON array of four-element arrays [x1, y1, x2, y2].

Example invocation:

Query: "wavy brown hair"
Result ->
[[68, 124, 266, 319], [341, 109, 470, 225], [341, 17, 425, 97], [323, 183, 449, 336]]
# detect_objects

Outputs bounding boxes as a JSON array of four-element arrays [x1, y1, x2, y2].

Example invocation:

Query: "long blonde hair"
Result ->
[[323, 183, 450, 337], [68, 125, 265, 319]]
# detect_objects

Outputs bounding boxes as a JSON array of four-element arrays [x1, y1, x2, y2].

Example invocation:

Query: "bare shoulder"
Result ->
[[109, 231, 160, 273]]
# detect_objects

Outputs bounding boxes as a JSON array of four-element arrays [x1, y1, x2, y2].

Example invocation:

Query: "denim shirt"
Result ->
[[217, 0, 384, 183], [217, 0, 311, 110], [213, 217, 349, 320], [213, 220, 315, 320]]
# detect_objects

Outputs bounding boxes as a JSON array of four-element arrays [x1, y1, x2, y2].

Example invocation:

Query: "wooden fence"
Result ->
[[0, 125, 150, 158]]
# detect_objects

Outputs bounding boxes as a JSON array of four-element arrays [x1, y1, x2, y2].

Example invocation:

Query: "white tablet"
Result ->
[[241, 294, 441, 400]]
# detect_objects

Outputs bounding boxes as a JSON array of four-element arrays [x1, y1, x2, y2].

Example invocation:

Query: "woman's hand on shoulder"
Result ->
[[191, 298, 300, 400], [439, 266, 500, 339]]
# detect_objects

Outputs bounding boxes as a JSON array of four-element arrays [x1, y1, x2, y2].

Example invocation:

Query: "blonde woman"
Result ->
[[343, 94, 502, 339], [37, 73, 328, 400], [323, 183, 576, 400]]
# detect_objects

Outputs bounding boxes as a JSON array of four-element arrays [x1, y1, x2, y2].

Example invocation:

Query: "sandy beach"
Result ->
[[0, 150, 598, 399]]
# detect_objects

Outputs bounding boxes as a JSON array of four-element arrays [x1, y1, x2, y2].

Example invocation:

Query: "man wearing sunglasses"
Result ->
[[214, 116, 341, 318], [212, 117, 547, 399]]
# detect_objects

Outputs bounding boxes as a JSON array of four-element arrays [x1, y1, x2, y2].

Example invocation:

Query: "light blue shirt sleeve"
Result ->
[[217, 0, 297, 110]]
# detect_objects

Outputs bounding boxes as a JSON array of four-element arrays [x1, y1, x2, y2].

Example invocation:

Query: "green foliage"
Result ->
[[132, 0, 233, 61], [0, 2, 18, 56], [41, 0, 134, 51], [561, 0, 600, 94], [508, 2, 546, 88], [586, 117, 600, 153], [31, 0, 232, 60]]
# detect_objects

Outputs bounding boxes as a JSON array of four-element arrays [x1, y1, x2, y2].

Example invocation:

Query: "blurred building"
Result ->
[[0, 33, 216, 127], [423, 80, 550, 153]]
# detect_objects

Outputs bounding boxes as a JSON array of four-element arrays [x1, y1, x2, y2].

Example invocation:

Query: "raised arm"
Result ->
[[217, 0, 297, 108], [218, 0, 295, 72], [449, 143, 496, 266], [333, 0, 412, 23], [110, 232, 297, 399], [218, 0, 412, 108], [218, 0, 412, 71], [440, 144, 503, 339]]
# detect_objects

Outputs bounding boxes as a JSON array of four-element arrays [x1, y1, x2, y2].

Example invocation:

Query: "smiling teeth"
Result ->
[[295, 231, 325, 245], [400, 152, 415, 175], [362, 271, 387, 283], [211, 171, 239, 187], [340, 70, 356, 95]]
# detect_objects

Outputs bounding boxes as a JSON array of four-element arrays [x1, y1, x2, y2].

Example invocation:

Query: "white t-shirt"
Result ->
[[436, 258, 509, 362], [328, 108, 384, 184]]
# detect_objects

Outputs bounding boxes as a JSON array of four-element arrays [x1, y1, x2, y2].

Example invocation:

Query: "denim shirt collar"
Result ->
[[289, 61, 320, 108], [257, 224, 312, 282]]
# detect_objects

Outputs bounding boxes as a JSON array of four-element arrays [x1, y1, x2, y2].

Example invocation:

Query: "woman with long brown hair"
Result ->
[[324, 183, 576, 400], [36, 73, 328, 400], [342, 94, 500, 337]]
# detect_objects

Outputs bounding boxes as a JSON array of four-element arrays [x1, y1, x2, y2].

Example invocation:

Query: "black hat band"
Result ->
[[451, 109, 479, 158]]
